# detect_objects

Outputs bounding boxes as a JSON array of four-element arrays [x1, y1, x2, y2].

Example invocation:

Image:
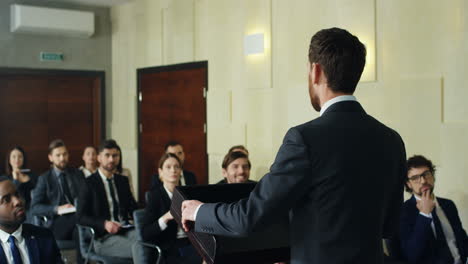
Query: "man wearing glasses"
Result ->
[[400, 155, 468, 264]]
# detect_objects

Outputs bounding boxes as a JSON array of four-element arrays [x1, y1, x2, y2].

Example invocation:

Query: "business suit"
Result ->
[[195, 101, 407, 264], [142, 185, 200, 264], [30, 167, 84, 240], [77, 171, 138, 238], [0, 224, 63, 264], [400, 196, 468, 264], [151, 170, 197, 188]]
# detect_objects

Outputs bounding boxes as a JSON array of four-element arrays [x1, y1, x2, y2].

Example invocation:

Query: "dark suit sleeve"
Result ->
[[141, 189, 174, 243], [383, 134, 406, 239], [122, 176, 138, 217], [30, 174, 56, 217], [399, 205, 434, 262], [195, 127, 313, 236], [77, 180, 107, 235]]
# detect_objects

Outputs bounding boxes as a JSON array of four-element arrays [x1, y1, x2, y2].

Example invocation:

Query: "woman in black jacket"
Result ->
[[142, 153, 201, 264]]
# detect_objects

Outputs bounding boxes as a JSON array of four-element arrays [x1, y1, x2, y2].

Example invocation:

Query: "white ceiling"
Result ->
[[51, 0, 132, 7]]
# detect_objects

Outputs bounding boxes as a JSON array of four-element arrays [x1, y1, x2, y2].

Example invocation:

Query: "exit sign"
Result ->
[[40, 52, 64, 62]]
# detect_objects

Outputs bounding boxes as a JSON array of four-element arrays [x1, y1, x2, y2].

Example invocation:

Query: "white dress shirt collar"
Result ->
[[98, 168, 114, 181], [319, 95, 357, 116], [0, 225, 23, 244]]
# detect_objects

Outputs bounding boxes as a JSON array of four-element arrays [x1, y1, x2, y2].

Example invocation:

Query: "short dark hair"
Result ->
[[164, 141, 182, 151], [222, 151, 251, 169], [48, 139, 66, 154], [405, 155, 436, 192], [98, 139, 121, 154], [228, 145, 249, 155], [308, 27, 366, 94], [158, 153, 182, 169], [5, 146, 27, 176]]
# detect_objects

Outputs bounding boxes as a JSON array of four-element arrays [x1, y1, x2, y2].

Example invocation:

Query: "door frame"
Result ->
[[137, 61, 208, 201]]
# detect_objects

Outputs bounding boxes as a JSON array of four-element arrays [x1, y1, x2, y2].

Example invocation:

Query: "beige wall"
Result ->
[[110, 0, 468, 225]]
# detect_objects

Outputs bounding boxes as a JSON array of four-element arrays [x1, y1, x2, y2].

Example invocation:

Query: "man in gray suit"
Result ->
[[31, 139, 84, 241], [181, 28, 407, 264]]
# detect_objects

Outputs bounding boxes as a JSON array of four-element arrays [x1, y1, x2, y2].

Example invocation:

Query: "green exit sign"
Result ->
[[40, 52, 64, 62]]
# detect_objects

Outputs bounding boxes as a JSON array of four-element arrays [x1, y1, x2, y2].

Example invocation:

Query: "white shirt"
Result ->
[[414, 195, 462, 264], [180, 171, 186, 186], [0, 225, 31, 264], [79, 166, 94, 177], [98, 169, 120, 222], [157, 185, 187, 239], [319, 95, 357, 116]]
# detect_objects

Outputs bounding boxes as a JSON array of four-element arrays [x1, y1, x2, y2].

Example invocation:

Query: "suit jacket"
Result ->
[[151, 170, 197, 188], [195, 101, 407, 264], [0, 224, 62, 264], [77, 172, 138, 238], [141, 185, 179, 250], [30, 168, 84, 219], [400, 196, 468, 264]]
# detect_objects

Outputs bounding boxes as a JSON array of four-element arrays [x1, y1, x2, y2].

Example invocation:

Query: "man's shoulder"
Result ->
[[22, 223, 54, 239], [436, 196, 457, 209], [38, 169, 53, 179]]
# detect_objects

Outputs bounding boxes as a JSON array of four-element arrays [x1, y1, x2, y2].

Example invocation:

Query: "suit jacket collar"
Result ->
[[321, 100, 366, 116], [22, 225, 39, 264]]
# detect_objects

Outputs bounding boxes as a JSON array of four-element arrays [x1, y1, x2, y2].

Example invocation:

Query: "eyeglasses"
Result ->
[[408, 170, 433, 183]]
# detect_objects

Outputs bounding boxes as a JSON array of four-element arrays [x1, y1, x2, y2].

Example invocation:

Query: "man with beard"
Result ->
[[181, 28, 406, 264], [31, 139, 84, 241], [217, 151, 256, 184], [77, 139, 138, 262], [0, 177, 62, 263], [400, 155, 468, 264]]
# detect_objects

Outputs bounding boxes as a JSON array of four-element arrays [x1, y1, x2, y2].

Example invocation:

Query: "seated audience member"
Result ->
[[151, 141, 197, 188], [31, 139, 84, 241], [217, 151, 256, 184], [3, 146, 37, 216], [227, 145, 249, 156], [0, 176, 62, 263], [142, 153, 201, 264], [79, 146, 98, 177], [77, 139, 138, 262], [400, 155, 468, 264]]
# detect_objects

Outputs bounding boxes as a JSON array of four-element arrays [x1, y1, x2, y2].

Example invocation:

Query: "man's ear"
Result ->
[[222, 169, 228, 178]]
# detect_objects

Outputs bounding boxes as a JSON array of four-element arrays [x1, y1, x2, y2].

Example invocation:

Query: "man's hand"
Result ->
[[181, 200, 203, 232], [57, 204, 75, 215], [416, 189, 435, 215], [104, 220, 121, 234]]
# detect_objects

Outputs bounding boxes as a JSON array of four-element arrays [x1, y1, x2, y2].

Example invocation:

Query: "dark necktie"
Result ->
[[432, 208, 454, 264], [8, 235, 23, 264], [58, 173, 72, 204], [106, 178, 120, 222]]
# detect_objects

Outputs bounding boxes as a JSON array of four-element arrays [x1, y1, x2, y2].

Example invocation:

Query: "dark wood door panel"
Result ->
[[138, 62, 208, 202], [0, 69, 104, 175]]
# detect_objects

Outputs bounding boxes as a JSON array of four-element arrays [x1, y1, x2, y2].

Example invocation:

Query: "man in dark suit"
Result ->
[[400, 155, 468, 264], [216, 151, 256, 184], [151, 141, 197, 188], [181, 27, 407, 264], [30, 139, 84, 241], [0, 176, 62, 263], [77, 139, 138, 262]]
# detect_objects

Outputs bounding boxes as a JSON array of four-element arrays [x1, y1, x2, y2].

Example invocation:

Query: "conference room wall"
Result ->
[[110, 0, 468, 225]]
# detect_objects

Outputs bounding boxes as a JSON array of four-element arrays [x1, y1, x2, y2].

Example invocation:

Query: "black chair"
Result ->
[[133, 208, 163, 264], [33, 214, 75, 262], [383, 238, 408, 264], [77, 224, 132, 264]]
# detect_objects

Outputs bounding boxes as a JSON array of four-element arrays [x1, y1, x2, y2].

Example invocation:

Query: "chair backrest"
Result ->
[[133, 209, 145, 242]]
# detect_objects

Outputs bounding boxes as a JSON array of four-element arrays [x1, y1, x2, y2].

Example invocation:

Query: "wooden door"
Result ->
[[0, 68, 105, 175], [138, 61, 207, 202]]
